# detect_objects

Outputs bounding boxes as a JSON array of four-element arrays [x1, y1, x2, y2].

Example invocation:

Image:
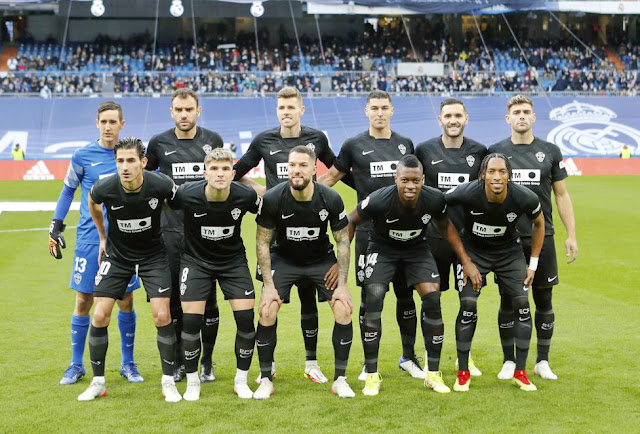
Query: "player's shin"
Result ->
[[71, 314, 91, 365], [512, 295, 532, 371], [498, 292, 516, 363], [363, 283, 386, 373], [333, 322, 353, 380], [256, 322, 277, 380], [299, 285, 319, 362], [456, 293, 479, 371], [201, 296, 219, 365], [88, 326, 108, 377], [157, 323, 178, 376], [421, 292, 444, 372], [170, 294, 184, 366], [533, 287, 554, 362], [395, 293, 417, 359], [233, 309, 256, 371], [181, 313, 203, 374], [117, 310, 136, 365]]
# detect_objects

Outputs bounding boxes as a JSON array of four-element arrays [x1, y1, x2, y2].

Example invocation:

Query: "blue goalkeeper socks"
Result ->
[[70, 314, 90, 365], [118, 310, 137, 365]]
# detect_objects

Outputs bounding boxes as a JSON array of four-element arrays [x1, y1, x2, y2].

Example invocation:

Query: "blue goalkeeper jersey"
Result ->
[[63, 140, 117, 244]]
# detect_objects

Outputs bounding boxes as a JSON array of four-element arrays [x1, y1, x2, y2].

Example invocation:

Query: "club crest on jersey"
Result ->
[[421, 214, 431, 225], [365, 266, 373, 278], [231, 207, 241, 220], [74, 273, 82, 285], [306, 143, 315, 152], [398, 144, 406, 155], [466, 155, 475, 167], [536, 152, 546, 163], [149, 198, 159, 210], [203, 144, 212, 154], [180, 283, 187, 296], [507, 212, 518, 222], [319, 209, 329, 221]]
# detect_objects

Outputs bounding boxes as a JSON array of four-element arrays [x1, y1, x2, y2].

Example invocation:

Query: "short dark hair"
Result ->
[[478, 153, 512, 181], [289, 145, 316, 162], [172, 88, 199, 106], [440, 98, 466, 112], [397, 154, 423, 173], [97, 101, 123, 121], [366, 90, 391, 104], [114, 136, 146, 160]]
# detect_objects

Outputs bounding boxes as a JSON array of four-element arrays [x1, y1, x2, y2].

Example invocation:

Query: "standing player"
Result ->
[[79, 137, 180, 402], [254, 146, 355, 399], [489, 95, 578, 380], [169, 149, 259, 401], [146, 88, 224, 383], [348, 155, 481, 395], [233, 86, 347, 384], [445, 153, 545, 392], [320, 90, 423, 380], [49, 101, 142, 385], [415, 98, 488, 376]]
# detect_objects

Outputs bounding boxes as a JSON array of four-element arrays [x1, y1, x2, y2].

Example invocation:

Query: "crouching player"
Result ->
[[79, 137, 181, 402], [348, 155, 481, 395], [169, 148, 259, 400]]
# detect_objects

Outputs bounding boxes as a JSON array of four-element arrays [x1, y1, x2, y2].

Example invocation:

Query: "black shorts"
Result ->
[[426, 235, 456, 291], [268, 253, 336, 304], [354, 230, 369, 287], [93, 252, 172, 300], [179, 255, 255, 302], [521, 236, 559, 287], [257, 256, 328, 302], [456, 244, 528, 299], [364, 242, 440, 289]]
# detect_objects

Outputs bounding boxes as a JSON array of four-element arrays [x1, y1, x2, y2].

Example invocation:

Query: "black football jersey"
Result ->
[[357, 185, 447, 249], [334, 131, 414, 203], [90, 171, 177, 263], [169, 180, 260, 265], [146, 127, 224, 231], [445, 181, 542, 250], [489, 137, 567, 237], [415, 136, 488, 236], [234, 126, 337, 190], [256, 182, 348, 265]]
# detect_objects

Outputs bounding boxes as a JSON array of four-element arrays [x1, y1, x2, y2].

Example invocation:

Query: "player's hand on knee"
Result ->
[[462, 259, 482, 291], [259, 286, 281, 318], [565, 237, 578, 264], [330, 286, 353, 316], [48, 219, 66, 259], [324, 263, 339, 290], [524, 269, 535, 288]]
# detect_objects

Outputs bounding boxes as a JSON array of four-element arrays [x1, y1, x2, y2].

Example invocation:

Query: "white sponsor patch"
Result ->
[[117, 217, 152, 233], [201, 226, 235, 241], [512, 169, 541, 185], [472, 222, 506, 238], [369, 161, 397, 178], [389, 228, 422, 241], [286, 227, 320, 241], [171, 162, 204, 180], [438, 172, 470, 188], [276, 162, 288, 178]]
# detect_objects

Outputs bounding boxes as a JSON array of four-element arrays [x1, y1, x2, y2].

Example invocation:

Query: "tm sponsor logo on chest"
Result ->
[[512, 169, 541, 185], [370, 161, 398, 178], [117, 217, 152, 233], [277, 162, 288, 179], [286, 227, 320, 241], [172, 162, 204, 179], [438, 172, 470, 189], [472, 222, 506, 238], [201, 226, 235, 241]]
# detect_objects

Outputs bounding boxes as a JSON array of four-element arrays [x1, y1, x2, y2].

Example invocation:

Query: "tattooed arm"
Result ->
[[330, 226, 353, 315], [256, 225, 281, 316]]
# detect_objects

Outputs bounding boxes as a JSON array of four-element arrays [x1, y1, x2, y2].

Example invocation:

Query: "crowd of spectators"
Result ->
[[2, 29, 637, 95]]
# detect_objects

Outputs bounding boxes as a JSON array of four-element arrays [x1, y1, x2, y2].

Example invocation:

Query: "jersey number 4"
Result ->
[[358, 253, 379, 269]]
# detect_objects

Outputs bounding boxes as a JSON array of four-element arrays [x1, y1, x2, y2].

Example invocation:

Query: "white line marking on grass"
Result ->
[[0, 202, 80, 212], [0, 226, 77, 233]]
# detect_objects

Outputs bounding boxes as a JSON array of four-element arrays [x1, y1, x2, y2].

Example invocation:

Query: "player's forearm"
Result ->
[[256, 226, 275, 287], [53, 184, 76, 221], [530, 216, 545, 258], [442, 219, 472, 265], [333, 227, 351, 287], [318, 166, 344, 187], [239, 176, 266, 196], [555, 192, 577, 240], [88, 201, 107, 241]]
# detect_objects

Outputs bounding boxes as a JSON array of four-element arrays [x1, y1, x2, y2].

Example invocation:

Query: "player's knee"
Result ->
[[532, 287, 553, 311], [75, 292, 94, 315], [153, 306, 172, 327], [117, 293, 134, 312], [233, 309, 255, 333], [92, 308, 111, 327], [512, 296, 531, 321], [365, 283, 386, 310], [259, 303, 278, 325]]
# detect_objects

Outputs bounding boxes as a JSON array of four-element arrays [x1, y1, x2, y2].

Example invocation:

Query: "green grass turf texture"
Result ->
[[0, 176, 638, 433]]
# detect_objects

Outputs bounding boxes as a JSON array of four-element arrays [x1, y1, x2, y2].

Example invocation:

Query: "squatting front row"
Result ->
[[48, 90, 577, 402]]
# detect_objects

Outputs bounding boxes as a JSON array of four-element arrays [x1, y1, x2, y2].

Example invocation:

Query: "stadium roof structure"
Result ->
[[1, 0, 639, 15]]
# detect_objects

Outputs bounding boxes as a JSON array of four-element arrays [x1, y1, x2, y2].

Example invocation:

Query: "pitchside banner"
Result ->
[[0, 97, 639, 162]]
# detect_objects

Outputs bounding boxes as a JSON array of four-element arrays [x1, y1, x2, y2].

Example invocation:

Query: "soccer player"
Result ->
[[254, 146, 354, 399], [445, 153, 545, 392], [348, 155, 481, 396], [79, 137, 180, 402], [489, 95, 578, 380], [415, 98, 488, 376], [320, 90, 423, 380], [233, 86, 348, 384], [49, 101, 142, 385], [146, 88, 224, 383], [169, 148, 259, 401]]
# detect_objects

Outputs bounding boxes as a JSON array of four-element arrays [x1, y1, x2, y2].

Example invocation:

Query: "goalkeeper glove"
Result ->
[[49, 219, 66, 259]]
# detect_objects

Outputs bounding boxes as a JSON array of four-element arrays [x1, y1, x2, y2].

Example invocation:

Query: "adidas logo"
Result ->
[[23, 161, 54, 180], [564, 158, 582, 176]]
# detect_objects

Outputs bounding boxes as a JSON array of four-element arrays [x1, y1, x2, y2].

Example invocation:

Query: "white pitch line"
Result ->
[[0, 202, 80, 212], [0, 226, 77, 234]]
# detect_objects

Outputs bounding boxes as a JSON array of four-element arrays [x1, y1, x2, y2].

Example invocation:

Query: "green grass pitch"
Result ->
[[0, 176, 639, 433]]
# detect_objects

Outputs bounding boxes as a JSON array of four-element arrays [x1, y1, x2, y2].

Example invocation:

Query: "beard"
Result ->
[[175, 119, 196, 132], [290, 176, 311, 191]]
